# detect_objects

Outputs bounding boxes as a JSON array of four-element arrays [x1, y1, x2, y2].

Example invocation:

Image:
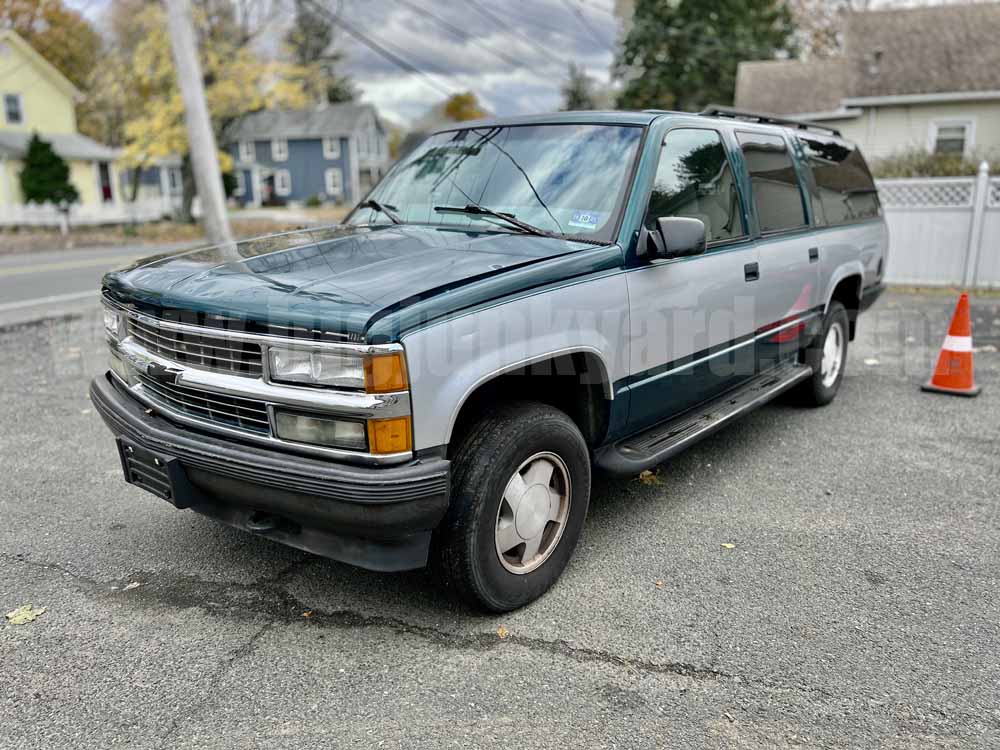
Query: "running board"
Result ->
[[595, 361, 813, 476]]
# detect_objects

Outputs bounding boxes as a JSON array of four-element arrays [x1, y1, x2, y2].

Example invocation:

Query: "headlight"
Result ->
[[267, 347, 408, 392], [267, 347, 366, 389], [273, 411, 368, 450], [103, 307, 124, 340]]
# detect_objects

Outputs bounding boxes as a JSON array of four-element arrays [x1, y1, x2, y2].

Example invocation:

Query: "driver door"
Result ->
[[625, 127, 759, 433]]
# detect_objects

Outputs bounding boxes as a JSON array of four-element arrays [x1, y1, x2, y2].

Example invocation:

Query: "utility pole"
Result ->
[[164, 0, 233, 245]]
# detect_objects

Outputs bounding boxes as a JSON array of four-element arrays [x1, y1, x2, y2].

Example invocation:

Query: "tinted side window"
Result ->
[[737, 132, 807, 233], [799, 136, 881, 225], [645, 129, 744, 244]]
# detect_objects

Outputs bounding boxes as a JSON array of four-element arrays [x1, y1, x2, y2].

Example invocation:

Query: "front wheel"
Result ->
[[434, 401, 591, 612], [795, 301, 849, 406]]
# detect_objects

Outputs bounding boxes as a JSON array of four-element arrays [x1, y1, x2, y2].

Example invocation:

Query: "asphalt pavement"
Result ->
[[0, 244, 188, 328], [1, 283, 998, 748]]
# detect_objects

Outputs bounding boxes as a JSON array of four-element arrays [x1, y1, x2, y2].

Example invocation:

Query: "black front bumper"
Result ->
[[89, 373, 451, 571]]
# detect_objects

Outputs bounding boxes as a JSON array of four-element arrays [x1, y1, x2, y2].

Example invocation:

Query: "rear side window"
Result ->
[[798, 136, 881, 225], [737, 132, 807, 234], [645, 128, 745, 245]]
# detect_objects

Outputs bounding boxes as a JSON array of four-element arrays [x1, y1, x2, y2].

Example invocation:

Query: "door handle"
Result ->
[[808, 247, 819, 263], [744, 262, 759, 282]]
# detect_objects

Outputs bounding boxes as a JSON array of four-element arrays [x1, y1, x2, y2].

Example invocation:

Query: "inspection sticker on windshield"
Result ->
[[568, 210, 602, 230]]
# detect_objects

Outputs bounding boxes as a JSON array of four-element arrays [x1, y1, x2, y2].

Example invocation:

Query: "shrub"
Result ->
[[871, 148, 999, 178], [19, 132, 79, 205], [305, 194, 323, 207]]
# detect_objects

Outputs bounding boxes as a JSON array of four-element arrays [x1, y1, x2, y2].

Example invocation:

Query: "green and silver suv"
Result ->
[[92, 109, 887, 611]]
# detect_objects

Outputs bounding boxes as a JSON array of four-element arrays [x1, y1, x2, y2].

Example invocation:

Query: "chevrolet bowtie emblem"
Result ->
[[146, 362, 183, 385]]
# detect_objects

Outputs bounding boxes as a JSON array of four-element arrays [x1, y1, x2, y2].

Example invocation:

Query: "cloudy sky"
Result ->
[[66, 0, 970, 128], [66, 0, 621, 125], [318, 0, 620, 124]]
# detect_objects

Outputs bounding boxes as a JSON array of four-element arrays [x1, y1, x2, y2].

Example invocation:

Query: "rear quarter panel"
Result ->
[[819, 218, 888, 310]]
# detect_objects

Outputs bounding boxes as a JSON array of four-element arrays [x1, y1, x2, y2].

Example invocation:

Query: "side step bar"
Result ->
[[595, 361, 813, 476]]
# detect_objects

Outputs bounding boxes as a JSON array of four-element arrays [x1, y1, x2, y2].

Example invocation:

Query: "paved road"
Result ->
[[1, 292, 998, 748], [0, 245, 186, 328]]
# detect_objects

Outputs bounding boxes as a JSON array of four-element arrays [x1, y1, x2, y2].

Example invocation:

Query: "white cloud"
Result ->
[[333, 0, 619, 124]]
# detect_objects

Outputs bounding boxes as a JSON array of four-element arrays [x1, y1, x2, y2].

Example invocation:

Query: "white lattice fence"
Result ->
[[876, 168, 999, 287], [877, 179, 975, 209], [989, 178, 1000, 209]]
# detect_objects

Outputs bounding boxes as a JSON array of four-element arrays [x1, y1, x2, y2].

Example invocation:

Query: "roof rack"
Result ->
[[698, 106, 842, 137]]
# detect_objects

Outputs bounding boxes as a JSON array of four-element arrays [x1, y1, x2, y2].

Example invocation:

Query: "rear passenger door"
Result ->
[[625, 127, 757, 433], [736, 131, 820, 370], [797, 134, 885, 295]]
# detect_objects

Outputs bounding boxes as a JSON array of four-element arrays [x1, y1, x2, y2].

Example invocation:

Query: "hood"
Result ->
[[103, 224, 615, 342]]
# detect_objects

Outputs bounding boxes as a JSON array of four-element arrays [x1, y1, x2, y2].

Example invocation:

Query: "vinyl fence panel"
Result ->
[[877, 164, 999, 289]]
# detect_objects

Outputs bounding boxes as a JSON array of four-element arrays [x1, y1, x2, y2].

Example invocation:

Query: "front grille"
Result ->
[[136, 373, 271, 435], [127, 316, 263, 378]]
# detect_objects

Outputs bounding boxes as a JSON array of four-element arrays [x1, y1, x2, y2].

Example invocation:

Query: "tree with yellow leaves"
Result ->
[[114, 1, 309, 220]]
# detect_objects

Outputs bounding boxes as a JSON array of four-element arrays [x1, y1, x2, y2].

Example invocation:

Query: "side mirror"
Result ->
[[639, 217, 707, 260]]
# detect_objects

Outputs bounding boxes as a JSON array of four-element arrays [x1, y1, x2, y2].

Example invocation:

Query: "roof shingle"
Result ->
[[225, 103, 379, 141], [735, 3, 1000, 115]]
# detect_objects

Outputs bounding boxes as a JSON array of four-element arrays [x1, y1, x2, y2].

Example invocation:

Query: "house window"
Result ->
[[4, 93, 22, 124], [930, 121, 973, 156], [323, 137, 341, 160], [324, 167, 343, 197], [274, 169, 291, 196], [239, 140, 254, 162], [234, 170, 246, 196], [271, 138, 288, 161]]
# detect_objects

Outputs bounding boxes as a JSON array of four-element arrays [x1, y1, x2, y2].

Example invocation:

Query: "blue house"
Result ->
[[224, 103, 391, 208]]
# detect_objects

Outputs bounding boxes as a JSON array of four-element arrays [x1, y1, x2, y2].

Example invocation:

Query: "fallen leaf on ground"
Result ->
[[302, 610, 314, 618], [863, 358, 880, 366], [5, 604, 46, 625], [496, 625, 509, 640], [721, 543, 736, 550], [655, 580, 663, 588], [637, 470, 660, 486], [123, 581, 141, 591]]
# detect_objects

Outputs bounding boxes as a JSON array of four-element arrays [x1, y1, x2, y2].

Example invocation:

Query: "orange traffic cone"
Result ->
[[921, 293, 981, 397]]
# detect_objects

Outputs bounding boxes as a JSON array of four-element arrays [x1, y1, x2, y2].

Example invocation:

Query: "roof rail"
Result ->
[[698, 106, 842, 137]]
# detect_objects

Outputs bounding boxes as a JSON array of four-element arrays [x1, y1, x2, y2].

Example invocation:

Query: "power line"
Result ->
[[301, 0, 457, 98], [463, 0, 568, 69], [559, 0, 612, 49], [393, 0, 525, 70]]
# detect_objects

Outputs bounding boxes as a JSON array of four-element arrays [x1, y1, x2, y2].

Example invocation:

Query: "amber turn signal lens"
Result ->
[[364, 352, 408, 393], [367, 417, 413, 454]]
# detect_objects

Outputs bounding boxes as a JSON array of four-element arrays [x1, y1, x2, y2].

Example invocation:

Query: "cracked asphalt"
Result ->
[[2, 290, 999, 748]]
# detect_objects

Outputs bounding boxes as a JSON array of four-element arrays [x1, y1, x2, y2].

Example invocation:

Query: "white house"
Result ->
[[734, 3, 1000, 162]]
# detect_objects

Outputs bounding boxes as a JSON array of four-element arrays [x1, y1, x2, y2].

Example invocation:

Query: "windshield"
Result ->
[[347, 124, 643, 243]]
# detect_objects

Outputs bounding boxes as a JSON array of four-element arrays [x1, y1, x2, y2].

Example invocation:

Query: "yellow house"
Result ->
[[0, 29, 121, 221]]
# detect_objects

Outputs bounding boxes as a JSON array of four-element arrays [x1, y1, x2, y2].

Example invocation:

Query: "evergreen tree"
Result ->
[[285, 0, 355, 103], [19, 133, 79, 205], [614, 0, 796, 111], [561, 63, 598, 111]]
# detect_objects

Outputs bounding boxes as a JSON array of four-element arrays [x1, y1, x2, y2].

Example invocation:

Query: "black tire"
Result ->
[[794, 300, 849, 406], [434, 401, 591, 612]]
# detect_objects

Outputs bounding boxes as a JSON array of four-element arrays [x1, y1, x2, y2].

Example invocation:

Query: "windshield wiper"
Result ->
[[357, 199, 403, 225], [433, 204, 560, 239]]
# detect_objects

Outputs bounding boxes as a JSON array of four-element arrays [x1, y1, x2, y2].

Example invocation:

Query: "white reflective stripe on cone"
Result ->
[[942, 335, 973, 353]]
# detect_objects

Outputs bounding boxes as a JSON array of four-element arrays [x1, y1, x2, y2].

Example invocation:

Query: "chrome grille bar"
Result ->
[[126, 316, 263, 377], [136, 373, 271, 434]]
